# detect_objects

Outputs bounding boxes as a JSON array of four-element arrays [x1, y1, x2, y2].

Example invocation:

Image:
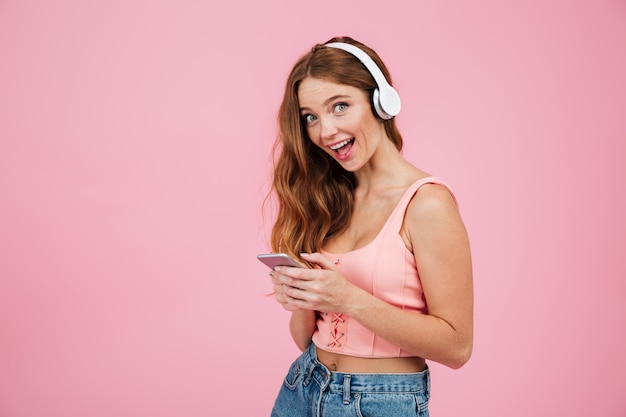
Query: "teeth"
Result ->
[[329, 139, 353, 150]]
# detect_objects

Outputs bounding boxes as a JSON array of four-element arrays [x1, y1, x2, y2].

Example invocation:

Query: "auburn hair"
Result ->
[[269, 36, 403, 258]]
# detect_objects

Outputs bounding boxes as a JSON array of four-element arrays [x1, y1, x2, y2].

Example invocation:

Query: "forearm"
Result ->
[[289, 309, 317, 352], [347, 288, 473, 369]]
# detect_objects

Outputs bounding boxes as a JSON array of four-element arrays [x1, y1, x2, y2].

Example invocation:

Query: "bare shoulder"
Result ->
[[408, 182, 459, 217], [401, 182, 466, 251]]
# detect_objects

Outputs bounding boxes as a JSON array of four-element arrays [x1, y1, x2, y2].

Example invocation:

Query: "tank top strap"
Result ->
[[384, 176, 458, 234]]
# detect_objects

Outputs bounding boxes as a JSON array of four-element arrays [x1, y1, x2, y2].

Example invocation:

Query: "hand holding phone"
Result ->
[[257, 253, 305, 269]]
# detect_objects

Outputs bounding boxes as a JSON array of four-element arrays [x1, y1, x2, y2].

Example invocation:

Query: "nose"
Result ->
[[320, 116, 339, 140]]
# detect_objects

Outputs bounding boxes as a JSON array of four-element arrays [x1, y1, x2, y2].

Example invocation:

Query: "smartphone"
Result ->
[[257, 253, 305, 269]]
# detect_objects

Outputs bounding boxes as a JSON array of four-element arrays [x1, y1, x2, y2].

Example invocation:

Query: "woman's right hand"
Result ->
[[271, 266, 303, 311]]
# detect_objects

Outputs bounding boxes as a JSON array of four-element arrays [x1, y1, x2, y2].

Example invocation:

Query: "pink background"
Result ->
[[1, 1, 625, 416]]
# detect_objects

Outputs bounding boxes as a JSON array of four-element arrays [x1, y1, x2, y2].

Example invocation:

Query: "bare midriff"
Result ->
[[315, 346, 426, 374]]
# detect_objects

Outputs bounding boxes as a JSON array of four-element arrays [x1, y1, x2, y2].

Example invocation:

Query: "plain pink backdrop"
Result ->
[[1, 1, 625, 416]]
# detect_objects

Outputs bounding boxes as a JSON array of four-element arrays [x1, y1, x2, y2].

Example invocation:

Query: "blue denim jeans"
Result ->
[[271, 343, 430, 417]]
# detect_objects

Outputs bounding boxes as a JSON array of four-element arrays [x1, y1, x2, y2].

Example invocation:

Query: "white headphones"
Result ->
[[325, 42, 401, 120]]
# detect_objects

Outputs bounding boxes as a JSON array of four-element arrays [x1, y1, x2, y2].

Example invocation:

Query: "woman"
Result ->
[[267, 36, 473, 417]]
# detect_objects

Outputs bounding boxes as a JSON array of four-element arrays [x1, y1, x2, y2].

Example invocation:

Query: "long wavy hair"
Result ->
[[269, 36, 404, 258]]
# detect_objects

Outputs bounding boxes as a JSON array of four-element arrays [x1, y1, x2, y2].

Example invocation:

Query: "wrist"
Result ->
[[341, 284, 370, 317]]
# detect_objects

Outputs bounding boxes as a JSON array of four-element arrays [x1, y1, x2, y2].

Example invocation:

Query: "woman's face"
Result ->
[[297, 77, 387, 172]]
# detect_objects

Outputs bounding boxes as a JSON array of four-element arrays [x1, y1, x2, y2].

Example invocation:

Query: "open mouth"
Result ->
[[329, 138, 355, 156]]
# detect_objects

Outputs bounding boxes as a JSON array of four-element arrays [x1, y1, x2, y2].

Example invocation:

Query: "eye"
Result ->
[[302, 113, 318, 124], [333, 103, 348, 113]]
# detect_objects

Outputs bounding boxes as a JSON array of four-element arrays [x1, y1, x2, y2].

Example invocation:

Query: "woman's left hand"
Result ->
[[271, 252, 358, 313]]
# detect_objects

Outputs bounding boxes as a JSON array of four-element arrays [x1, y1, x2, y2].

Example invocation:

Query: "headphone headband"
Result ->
[[325, 42, 401, 119]]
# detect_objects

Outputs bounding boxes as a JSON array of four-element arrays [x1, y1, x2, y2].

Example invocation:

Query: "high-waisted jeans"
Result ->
[[271, 343, 430, 417]]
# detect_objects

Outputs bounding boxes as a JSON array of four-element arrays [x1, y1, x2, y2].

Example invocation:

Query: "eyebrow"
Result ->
[[299, 94, 351, 113]]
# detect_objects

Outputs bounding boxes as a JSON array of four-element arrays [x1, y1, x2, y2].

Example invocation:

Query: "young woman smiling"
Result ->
[[266, 36, 473, 417]]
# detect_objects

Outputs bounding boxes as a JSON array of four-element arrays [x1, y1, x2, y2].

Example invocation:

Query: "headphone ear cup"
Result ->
[[372, 87, 401, 120], [377, 86, 401, 119], [371, 88, 387, 119]]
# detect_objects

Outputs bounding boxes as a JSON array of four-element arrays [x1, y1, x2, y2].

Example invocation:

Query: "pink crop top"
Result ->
[[311, 177, 458, 358]]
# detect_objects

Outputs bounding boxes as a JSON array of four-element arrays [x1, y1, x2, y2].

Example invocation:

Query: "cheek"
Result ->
[[306, 126, 321, 145]]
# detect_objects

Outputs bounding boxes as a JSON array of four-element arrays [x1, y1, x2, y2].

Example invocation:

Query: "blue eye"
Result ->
[[333, 103, 348, 113], [303, 114, 317, 124]]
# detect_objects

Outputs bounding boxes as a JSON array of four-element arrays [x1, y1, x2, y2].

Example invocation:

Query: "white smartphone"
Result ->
[[257, 253, 305, 269]]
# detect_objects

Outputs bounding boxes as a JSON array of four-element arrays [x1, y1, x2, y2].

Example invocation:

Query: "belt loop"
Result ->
[[342, 374, 352, 405], [303, 362, 315, 386]]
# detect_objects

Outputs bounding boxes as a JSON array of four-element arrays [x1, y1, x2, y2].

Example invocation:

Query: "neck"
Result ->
[[353, 141, 413, 191]]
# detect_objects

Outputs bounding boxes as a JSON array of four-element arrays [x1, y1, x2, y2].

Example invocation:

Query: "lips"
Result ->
[[329, 138, 355, 157]]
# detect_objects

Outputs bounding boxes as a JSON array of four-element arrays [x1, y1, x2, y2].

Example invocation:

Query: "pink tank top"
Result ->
[[311, 177, 457, 358]]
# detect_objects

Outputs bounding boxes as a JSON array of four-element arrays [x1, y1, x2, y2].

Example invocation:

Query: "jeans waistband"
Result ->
[[302, 343, 430, 396]]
